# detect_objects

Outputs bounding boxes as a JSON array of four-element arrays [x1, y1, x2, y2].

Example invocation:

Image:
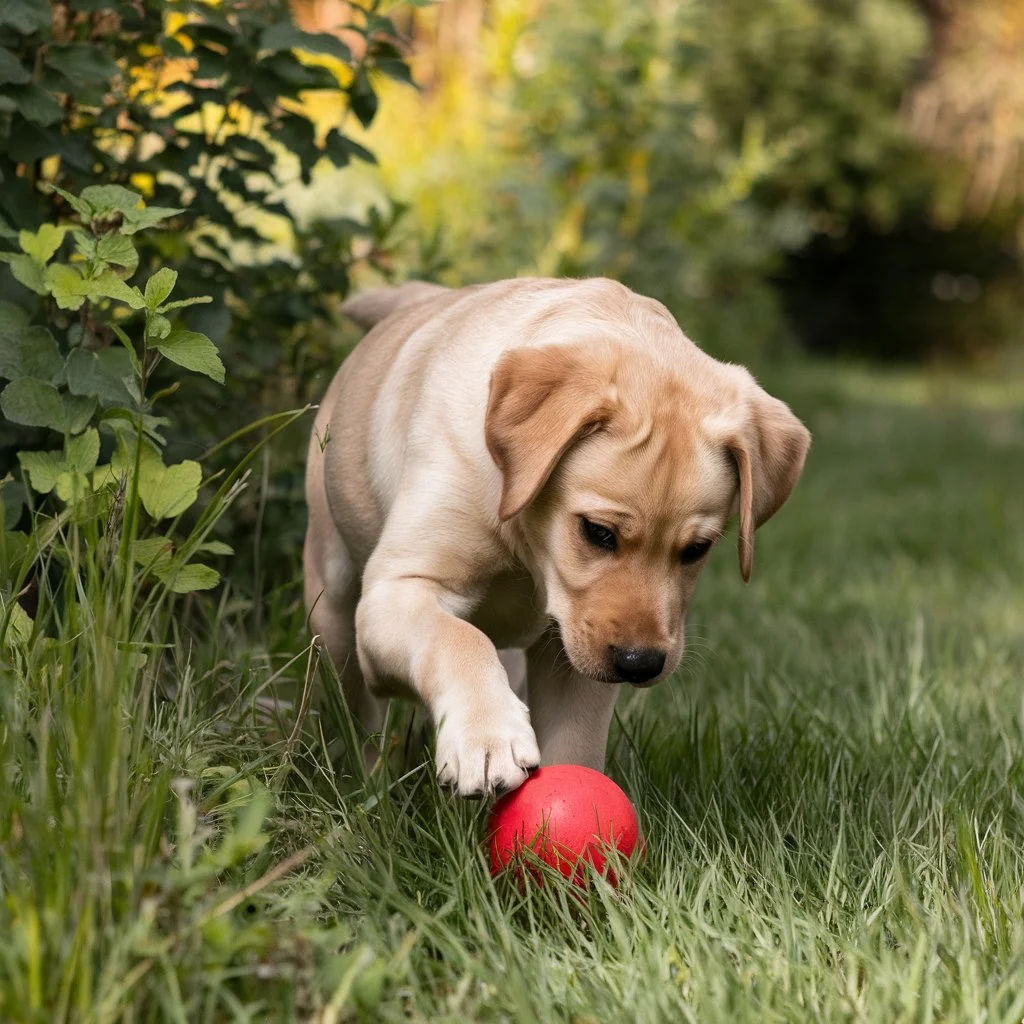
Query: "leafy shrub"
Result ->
[[0, 0, 413, 583], [693, 0, 929, 230], [495, 0, 934, 356], [0, 185, 257, 619], [0, 184, 333, 1018]]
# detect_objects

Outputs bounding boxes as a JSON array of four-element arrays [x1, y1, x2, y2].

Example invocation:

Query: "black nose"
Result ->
[[609, 646, 666, 683]]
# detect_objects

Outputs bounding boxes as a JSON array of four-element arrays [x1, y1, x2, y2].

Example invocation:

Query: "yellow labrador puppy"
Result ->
[[304, 277, 809, 796]]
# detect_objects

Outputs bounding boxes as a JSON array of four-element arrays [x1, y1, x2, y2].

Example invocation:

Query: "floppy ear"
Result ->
[[485, 343, 617, 520], [727, 385, 810, 582]]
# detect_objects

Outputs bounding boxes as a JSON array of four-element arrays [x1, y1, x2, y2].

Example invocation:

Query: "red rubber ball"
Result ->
[[487, 764, 641, 885]]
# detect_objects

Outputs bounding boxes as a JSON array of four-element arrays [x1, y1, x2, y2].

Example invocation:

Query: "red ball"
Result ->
[[487, 764, 641, 885]]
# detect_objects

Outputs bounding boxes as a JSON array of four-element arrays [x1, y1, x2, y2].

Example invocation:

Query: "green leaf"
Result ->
[[258, 52, 342, 89], [96, 234, 139, 275], [17, 449, 66, 493], [324, 130, 376, 168], [133, 536, 174, 573], [75, 187, 181, 234], [88, 272, 146, 310], [0, 301, 28, 336], [119, 206, 185, 235], [80, 184, 145, 216], [155, 562, 220, 594], [196, 540, 234, 556], [349, 69, 379, 129], [62, 393, 95, 434], [44, 44, 120, 89], [42, 184, 93, 219], [274, 116, 318, 172], [377, 57, 415, 88], [156, 296, 213, 314], [90, 462, 119, 491], [44, 263, 90, 309], [147, 314, 171, 340], [66, 427, 100, 473], [1, 379, 95, 433], [138, 459, 202, 520], [0, 0, 50, 35], [1, 478, 26, 529], [100, 408, 167, 451], [18, 223, 67, 264], [109, 323, 142, 377], [54, 469, 90, 503], [0, 326, 64, 384], [6, 83, 62, 126], [2, 602, 33, 650], [260, 23, 352, 62], [72, 229, 98, 261], [65, 347, 137, 407], [144, 268, 177, 309], [0, 253, 47, 295], [0, 47, 31, 86], [2, 378, 62, 430], [156, 330, 225, 384]]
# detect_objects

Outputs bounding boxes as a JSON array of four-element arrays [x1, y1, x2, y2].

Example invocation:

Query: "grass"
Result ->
[[2, 355, 1024, 1022]]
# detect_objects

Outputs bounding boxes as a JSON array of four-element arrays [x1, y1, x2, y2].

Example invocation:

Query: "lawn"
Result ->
[[2, 355, 1024, 1022]]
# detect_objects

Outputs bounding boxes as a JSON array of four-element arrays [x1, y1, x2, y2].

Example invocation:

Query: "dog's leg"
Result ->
[[304, 528, 385, 765], [355, 579, 541, 796], [526, 632, 620, 770], [498, 648, 527, 702]]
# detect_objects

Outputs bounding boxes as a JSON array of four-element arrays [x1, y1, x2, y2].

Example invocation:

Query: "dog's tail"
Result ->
[[341, 281, 451, 331]]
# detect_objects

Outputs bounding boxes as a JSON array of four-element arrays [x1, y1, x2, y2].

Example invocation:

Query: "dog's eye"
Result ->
[[680, 539, 712, 564], [580, 517, 617, 552]]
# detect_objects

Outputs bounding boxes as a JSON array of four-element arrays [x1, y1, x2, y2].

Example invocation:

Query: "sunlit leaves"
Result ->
[[144, 268, 177, 309], [156, 330, 225, 384], [138, 458, 202, 521]]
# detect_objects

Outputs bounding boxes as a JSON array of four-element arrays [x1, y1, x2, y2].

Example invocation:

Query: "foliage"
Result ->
[[0, 186, 234, 592], [0, 183, 326, 1018], [693, 0, 930, 230], [367, 0, 926, 357], [370, 0, 1024, 362], [0, 0, 413, 583], [500, 0, 956, 357]]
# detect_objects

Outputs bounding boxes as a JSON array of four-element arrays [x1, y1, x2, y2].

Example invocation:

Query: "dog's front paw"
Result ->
[[434, 693, 540, 797]]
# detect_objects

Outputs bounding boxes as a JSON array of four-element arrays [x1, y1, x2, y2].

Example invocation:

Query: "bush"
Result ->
[[0, 0, 413, 584], [0, 182, 373, 1018], [500, 0, 936, 356]]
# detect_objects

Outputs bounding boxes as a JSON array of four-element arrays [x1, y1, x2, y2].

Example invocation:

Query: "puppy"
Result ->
[[303, 277, 809, 796]]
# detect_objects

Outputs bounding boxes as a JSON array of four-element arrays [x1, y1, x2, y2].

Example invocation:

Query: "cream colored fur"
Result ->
[[304, 277, 810, 796]]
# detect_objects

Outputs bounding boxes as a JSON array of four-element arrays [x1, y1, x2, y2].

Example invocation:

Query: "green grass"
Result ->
[[2, 357, 1024, 1022]]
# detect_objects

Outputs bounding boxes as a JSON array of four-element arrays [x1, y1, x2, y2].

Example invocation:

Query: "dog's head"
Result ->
[[485, 332, 810, 685]]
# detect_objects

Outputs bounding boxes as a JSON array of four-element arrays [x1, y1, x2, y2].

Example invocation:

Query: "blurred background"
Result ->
[[2, 0, 1022, 595], [346, 0, 1024, 366]]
